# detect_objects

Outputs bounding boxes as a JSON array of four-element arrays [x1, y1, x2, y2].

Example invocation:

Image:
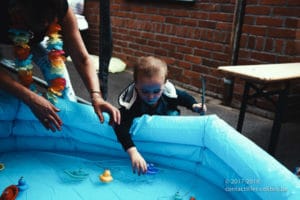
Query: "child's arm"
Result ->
[[176, 89, 207, 114], [114, 120, 135, 150], [127, 147, 147, 175], [114, 108, 147, 174], [192, 103, 207, 114]]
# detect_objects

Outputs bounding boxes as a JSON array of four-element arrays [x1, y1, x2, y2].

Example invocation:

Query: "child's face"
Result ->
[[135, 75, 165, 106]]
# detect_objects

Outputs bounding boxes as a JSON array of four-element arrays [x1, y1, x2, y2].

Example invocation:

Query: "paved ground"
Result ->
[[61, 59, 300, 173]]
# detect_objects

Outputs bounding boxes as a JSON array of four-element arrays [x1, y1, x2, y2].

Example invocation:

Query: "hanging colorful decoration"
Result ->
[[45, 20, 67, 103], [9, 29, 35, 89], [8, 15, 66, 104]]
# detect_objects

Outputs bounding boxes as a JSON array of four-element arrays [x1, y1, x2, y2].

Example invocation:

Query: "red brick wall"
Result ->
[[232, 0, 300, 111], [84, 0, 300, 112]]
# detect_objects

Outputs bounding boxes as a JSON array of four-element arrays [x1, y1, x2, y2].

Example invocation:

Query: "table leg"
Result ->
[[237, 81, 250, 132], [268, 83, 289, 155]]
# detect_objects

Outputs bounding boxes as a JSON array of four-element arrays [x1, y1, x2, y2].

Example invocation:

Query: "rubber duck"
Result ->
[[99, 169, 113, 183], [0, 163, 4, 171], [0, 185, 18, 200], [17, 177, 29, 191]]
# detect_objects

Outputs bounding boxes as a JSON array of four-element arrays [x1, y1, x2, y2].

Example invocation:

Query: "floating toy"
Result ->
[[64, 169, 89, 181], [0, 163, 4, 171], [17, 177, 29, 191], [173, 192, 183, 200], [99, 169, 113, 183], [0, 185, 18, 200], [146, 163, 159, 175]]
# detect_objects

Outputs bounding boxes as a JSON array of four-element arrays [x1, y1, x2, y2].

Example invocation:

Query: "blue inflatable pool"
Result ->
[[0, 91, 299, 200]]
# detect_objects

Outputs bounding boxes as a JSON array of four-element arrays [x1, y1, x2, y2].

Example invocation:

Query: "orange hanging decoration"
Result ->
[[18, 70, 33, 87], [48, 77, 66, 96], [48, 50, 66, 67], [47, 19, 61, 35], [14, 44, 30, 60]]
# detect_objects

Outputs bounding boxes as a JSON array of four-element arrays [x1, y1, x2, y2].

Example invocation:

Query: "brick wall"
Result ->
[[84, 0, 300, 114], [233, 0, 300, 113]]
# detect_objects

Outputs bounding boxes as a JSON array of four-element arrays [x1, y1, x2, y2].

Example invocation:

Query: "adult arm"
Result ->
[[60, 7, 120, 125]]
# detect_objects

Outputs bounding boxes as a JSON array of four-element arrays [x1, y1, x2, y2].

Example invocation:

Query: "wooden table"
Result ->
[[218, 63, 300, 155]]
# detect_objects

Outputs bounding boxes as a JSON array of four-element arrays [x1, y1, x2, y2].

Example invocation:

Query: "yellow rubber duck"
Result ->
[[99, 169, 113, 183]]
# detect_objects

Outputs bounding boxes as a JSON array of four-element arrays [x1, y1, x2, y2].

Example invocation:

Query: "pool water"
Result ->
[[0, 151, 231, 200]]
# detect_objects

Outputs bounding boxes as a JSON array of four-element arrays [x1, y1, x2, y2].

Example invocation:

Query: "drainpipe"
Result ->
[[98, 0, 112, 100], [223, 0, 246, 105]]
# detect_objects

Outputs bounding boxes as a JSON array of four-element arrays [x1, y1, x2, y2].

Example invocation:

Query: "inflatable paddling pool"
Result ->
[[0, 91, 299, 200]]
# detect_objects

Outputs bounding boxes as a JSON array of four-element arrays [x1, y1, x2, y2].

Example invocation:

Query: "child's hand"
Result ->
[[127, 147, 147, 175], [192, 103, 207, 114]]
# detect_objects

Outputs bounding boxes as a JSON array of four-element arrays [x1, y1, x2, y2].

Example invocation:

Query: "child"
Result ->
[[114, 56, 206, 175]]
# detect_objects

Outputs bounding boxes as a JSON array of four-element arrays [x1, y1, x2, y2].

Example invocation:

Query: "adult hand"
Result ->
[[127, 147, 147, 175], [92, 97, 121, 125], [27, 94, 62, 132], [0, 68, 62, 131]]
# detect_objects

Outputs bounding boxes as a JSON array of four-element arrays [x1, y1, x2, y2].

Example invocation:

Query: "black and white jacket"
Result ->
[[114, 80, 197, 151]]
